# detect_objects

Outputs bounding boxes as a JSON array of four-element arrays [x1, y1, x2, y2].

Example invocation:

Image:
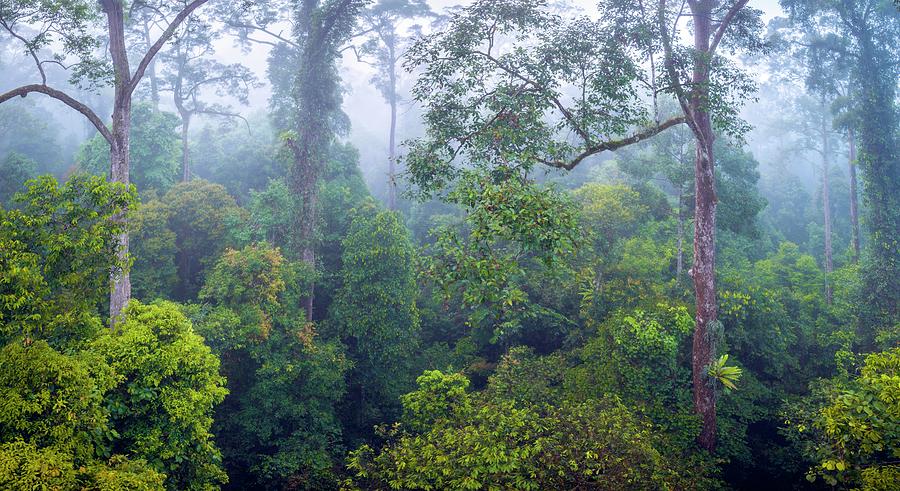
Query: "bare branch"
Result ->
[[196, 108, 252, 133], [538, 116, 687, 170], [0, 84, 113, 144], [130, 0, 210, 95], [228, 22, 301, 49], [341, 44, 378, 67], [658, 0, 699, 135], [0, 18, 47, 84]]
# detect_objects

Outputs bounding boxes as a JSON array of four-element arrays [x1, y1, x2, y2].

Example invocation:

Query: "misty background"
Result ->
[[0, 0, 819, 203]]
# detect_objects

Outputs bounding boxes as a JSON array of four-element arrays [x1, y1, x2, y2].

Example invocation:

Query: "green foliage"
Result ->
[[244, 178, 294, 248], [199, 243, 291, 346], [0, 174, 134, 343], [575, 183, 648, 250], [91, 301, 228, 490], [131, 199, 178, 301], [0, 0, 109, 88], [571, 303, 698, 447], [572, 183, 672, 319], [403, 0, 648, 195], [191, 115, 282, 203], [0, 152, 37, 205], [316, 142, 373, 313], [708, 354, 743, 391], [398, 370, 471, 432], [332, 200, 420, 441], [0, 102, 67, 175], [163, 180, 242, 300], [816, 348, 900, 488], [0, 342, 166, 490], [714, 142, 767, 238], [347, 367, 717, 490], [78, 104, 182, 192], [0, 340, 114, 462], [0, 440, 166, 491], [193, 243, 346, 489], [423, 173, 578, 341], [783, 0, 900, 344]]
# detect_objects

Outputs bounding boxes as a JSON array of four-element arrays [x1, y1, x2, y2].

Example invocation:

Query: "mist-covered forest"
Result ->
[[1, 0, 898, 489]]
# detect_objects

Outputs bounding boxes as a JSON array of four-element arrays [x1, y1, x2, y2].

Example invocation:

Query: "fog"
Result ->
[[1, 1, 898, 489], [2, 0, 795, 198]]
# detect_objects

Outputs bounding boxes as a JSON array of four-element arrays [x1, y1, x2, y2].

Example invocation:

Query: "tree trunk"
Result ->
[[181, 112, 192, 181], [855, 37, 900, 339], [285, 0, 356, 322], [105, 0, 132, 323], [141, 15, 160, 110], [289, 137, 322, 322], [387, 45, 398, 210], [688, 1, 718, 453], [676, 187, 685, 283], [109, 136, 131, 322], [847, 128, 860, 263], [821, 109, 833, 305]]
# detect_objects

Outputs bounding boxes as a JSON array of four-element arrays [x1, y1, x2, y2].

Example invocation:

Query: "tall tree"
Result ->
[[331, 201, 420, 443], [403, 0, 762, 451], [149, 1, 257, 182], [772, 13, 858, 286], [282, 0, 366, 321], [782, 0, 900, 341], [357, 0, 432, 209], [0, 0, 213, 322], [655, 0, 764, 450], [221, 0, 365, 320]]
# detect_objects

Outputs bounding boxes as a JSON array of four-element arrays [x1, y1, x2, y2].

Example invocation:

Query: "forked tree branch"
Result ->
[[130, 0, 210, 95]]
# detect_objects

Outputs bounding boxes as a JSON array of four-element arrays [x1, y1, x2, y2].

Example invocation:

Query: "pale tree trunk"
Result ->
[[102, 0, 211, 322], [141, 15, 160, 110], [687, 1, 718, 453], [173, 43, 192, 182], [387, 45, 398, 210], [848, 129, 860, 263], [821, 110, 833, 304], [181, 111, 192, 181], [106, 0, 132, 323]]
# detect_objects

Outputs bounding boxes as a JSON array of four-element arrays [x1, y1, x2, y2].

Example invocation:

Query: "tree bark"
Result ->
[[676, 188, 685, 283], [847, 128, 860, 263], [686, 0, 719, 453], [821, 108, 833, 305], [288, 132, 323, 322], [855, 35, 900, 338], [284, 0, 362, 321], [104, 0, 133, 323]]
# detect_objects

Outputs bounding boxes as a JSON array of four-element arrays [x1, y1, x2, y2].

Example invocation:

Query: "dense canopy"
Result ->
[[0, 0, 898, 489]]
